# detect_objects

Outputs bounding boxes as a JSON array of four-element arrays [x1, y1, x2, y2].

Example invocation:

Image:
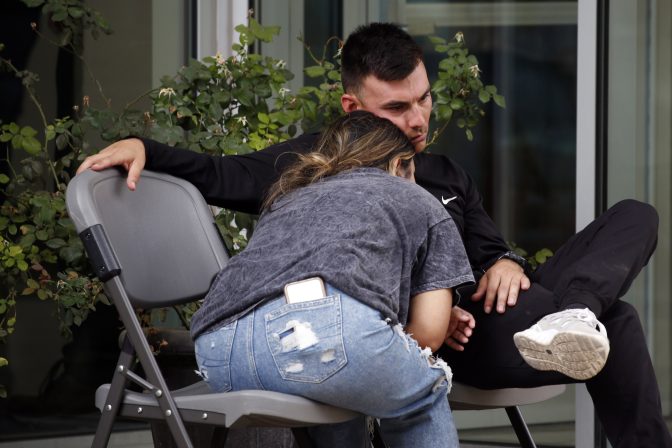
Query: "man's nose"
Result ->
[[407, 104, 426, 130]]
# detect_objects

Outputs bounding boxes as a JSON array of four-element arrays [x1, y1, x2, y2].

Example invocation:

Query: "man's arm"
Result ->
[[76, 138, 147, 191], [77, 133, 319, 214], [415, 154, 530, 314], [460, 169, 531, 313]]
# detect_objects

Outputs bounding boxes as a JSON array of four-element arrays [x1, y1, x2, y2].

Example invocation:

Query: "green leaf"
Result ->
[[11, 134, 23, 151], [52, 10, 68, 22], [493, 94, 506, 108], [0, 174, 9, 184], [534, 248, 554, 265], [21, 136, 42, 155], [8, 123, 19, 134], [465, 128, 474, 141], [20, 126, 37, 137], [55, 133, 69, 150], [45, 126, 56, 141], [0, 133, 12, 142], [429, 36, 447, 45], [0, 357, 7, 367], [258, 113, 270, 124], [35, 229, 49, 241], [8, 246, 22, 257], [59, 246, 82, 264], [449, 99, 465, 110], [46, 238, 67, 249], [478, 89, 491, 103], [68, 7, 85, 18], [97, 293, 110, 306], [304, 66, 326, 78], [37, 288, 48, 300]]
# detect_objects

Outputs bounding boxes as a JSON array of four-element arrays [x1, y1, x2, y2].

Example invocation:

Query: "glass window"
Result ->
[[606, 0, 672, 432]]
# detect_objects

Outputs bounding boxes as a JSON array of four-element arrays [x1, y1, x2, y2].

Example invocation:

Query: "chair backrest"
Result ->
[[66, 168, 229, 309]]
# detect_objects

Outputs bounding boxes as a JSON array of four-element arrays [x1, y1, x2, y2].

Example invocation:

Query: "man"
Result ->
[[78, 23, 670, 447]]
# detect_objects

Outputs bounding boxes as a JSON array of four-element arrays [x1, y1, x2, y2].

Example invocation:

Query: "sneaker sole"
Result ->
[[513, 330, 610, 381]]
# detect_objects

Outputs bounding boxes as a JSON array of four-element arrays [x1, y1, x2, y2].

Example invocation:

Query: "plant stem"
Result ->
[[125, 88, 157, 111], [31, 27, 111, 106], [0, 58, 62, 191]]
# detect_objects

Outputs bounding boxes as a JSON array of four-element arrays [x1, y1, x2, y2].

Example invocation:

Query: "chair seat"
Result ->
[[449, 382, 566, 410], [95, 382, 361, 429]]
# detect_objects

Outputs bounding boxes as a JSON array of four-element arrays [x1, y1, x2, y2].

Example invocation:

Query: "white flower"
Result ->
[[159, 87, 176, 98], [469, 64, 481, 78], [279, 87, 291, 98], [236, 116, 248, 127], [239, 228, 248, 239], [214, 52, 226, 66], [229, 217, 238, 228], [454, 32, 464, 43], [275, 60, 286, 69], [233, 243, 240, 251]]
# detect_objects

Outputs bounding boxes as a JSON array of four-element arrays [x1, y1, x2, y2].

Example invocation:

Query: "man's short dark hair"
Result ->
[[341, 23, 424, 94]]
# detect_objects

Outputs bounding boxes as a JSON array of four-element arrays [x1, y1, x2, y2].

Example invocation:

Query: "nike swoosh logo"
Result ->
[[441, 195, 457, 205]]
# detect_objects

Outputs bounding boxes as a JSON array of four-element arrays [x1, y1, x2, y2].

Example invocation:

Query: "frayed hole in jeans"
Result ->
[[280, 320, 319, 352]]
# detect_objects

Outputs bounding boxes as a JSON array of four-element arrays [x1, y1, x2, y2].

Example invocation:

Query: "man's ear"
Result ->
[[341, 93, 361, 113]]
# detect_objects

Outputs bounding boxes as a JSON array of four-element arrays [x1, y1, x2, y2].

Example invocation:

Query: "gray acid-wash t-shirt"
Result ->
[[191, 167, 474, 339]]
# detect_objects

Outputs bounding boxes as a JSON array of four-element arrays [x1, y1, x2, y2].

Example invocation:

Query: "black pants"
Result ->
[[439, 199, 672, 447]]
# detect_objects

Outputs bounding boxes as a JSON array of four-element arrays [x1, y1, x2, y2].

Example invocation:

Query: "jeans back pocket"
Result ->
[[265, 295, 347, 383], [194, 320, 237, 392]]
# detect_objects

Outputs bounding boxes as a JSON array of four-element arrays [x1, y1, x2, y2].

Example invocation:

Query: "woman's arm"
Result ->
[[405, 288, 452, 352]]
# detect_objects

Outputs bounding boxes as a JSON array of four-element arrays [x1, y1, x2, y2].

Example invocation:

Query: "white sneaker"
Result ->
[[513, 308, 610, 381]]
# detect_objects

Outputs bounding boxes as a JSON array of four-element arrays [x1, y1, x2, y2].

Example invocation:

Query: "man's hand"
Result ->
[[444, 306, 475, 351], [471, 258, 530, 314], [76, 138, 146, 191]]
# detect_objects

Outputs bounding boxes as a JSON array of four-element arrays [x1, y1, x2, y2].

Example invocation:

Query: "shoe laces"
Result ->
[[542, 308, 596, 327]]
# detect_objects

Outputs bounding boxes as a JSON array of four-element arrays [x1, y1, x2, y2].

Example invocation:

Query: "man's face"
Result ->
[[342, 62, 432, 152]]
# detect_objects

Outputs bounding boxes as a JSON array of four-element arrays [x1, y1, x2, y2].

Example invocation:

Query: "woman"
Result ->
[[191, 111, 473, 447]]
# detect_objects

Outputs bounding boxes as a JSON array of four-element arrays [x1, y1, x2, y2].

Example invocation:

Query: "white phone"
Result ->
[[284, 277, 327, 304]]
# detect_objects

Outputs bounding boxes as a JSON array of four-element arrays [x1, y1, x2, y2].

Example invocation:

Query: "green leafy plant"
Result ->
[[0, 3, 510, 397], [429, 32, 506, 143]]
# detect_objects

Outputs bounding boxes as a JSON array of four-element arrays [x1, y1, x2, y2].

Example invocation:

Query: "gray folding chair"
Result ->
[[66, 168, 362, 448], [449, 382, 566, 447]]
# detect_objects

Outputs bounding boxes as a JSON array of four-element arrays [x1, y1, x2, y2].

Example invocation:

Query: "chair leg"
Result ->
[[371, 419, 388, 448], [210, 427, 229, 447], [292, 427, 316, 448], [92, 337, 136, 448], [505, 406, 537, 448]]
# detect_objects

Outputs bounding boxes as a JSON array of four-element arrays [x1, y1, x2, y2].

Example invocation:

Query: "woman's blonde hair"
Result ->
[[263, 111, 415, 210]]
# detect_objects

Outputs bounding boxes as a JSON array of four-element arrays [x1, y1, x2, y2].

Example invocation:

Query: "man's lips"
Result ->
[[411, 133, 426, 144]]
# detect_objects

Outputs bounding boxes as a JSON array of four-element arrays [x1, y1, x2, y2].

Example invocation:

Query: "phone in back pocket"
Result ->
[[284, 277, 326, 304]]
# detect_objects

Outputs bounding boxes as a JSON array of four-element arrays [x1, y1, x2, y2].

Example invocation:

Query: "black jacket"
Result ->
[[141, 133, 509, 272]]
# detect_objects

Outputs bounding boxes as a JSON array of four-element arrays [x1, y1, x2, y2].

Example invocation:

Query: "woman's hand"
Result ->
[[444, 306, 475, 351]]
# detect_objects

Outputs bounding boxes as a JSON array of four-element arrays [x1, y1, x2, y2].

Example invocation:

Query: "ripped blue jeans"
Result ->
[[194, 285, 458, 448]]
